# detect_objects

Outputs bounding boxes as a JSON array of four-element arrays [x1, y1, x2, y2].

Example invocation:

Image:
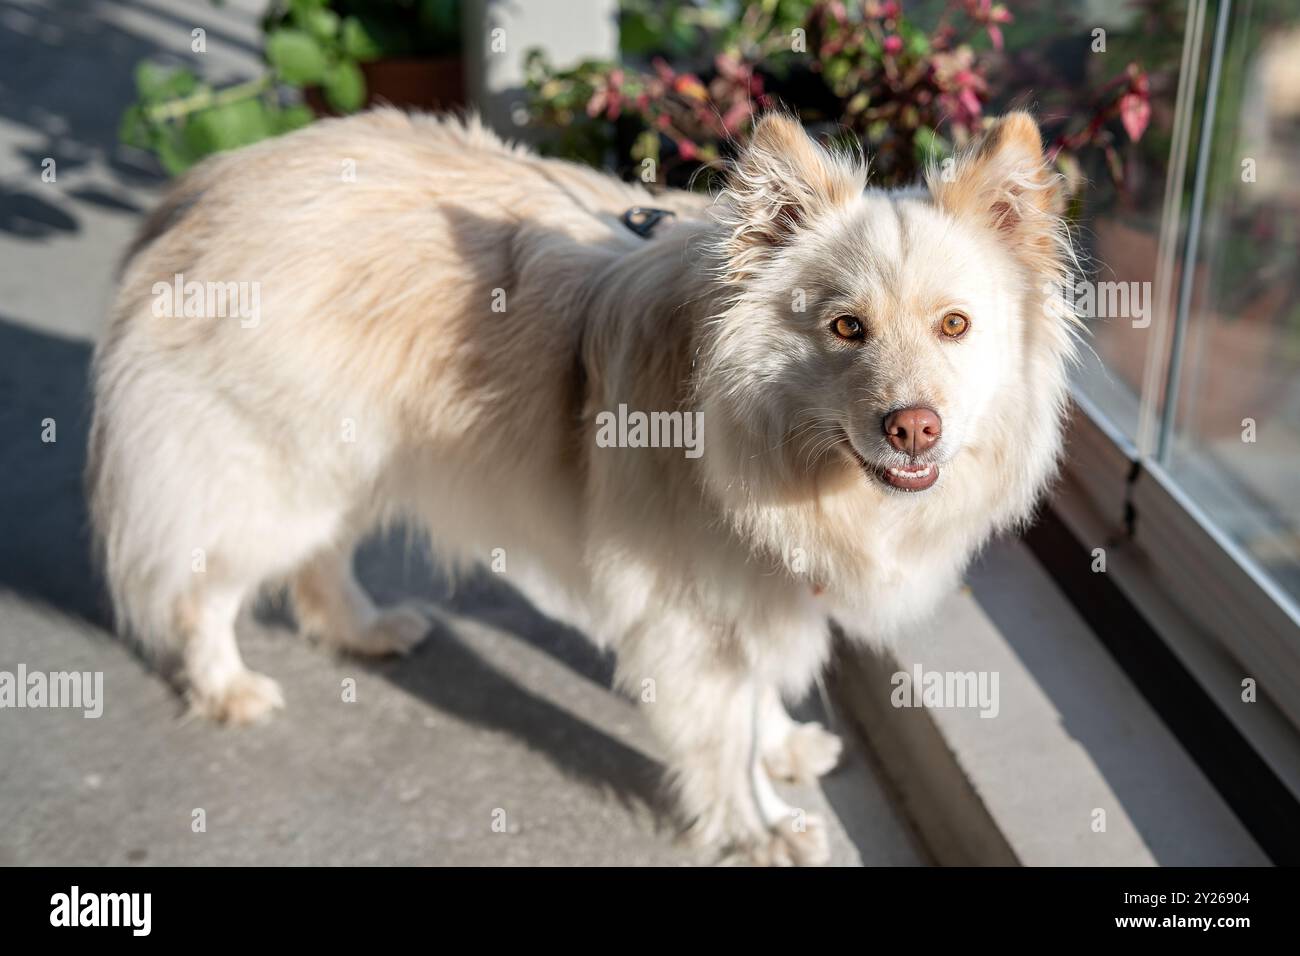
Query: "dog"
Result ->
[[88, 108, 1077, 865]]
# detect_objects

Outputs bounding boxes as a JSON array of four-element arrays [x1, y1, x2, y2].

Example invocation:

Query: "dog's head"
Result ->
[[698, 111, 1075, 508]]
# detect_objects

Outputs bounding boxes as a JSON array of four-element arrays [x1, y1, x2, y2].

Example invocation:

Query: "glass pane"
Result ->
[[1166, 1, 1300, 606], [992, 0, 1193, 440]]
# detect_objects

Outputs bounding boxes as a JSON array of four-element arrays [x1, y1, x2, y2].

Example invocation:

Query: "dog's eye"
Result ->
[[940, 312, 970, 339], [831, 315, 865, 341]]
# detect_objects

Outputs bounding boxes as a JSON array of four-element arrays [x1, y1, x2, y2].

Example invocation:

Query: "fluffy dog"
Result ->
[[89, 108, 1076, 864]]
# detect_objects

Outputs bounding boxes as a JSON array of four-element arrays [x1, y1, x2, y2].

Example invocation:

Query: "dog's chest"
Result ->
[[832, 517, 973, 638]]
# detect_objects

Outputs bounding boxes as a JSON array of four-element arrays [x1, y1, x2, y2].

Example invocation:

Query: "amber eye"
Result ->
[[940, 312, 970, 339], [831, 315, 865, 341]]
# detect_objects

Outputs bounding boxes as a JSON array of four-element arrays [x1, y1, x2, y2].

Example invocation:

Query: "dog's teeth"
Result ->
[[887, 463, 933, 480]]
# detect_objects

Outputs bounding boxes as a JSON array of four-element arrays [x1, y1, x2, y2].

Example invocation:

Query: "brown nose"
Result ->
[[882, 406, 942, 456]]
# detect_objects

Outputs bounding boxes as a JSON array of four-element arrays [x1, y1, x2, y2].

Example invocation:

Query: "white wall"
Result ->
[[462, 0, 620, 139]]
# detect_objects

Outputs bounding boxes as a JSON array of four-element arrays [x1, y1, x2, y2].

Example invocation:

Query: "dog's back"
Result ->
[[89, 110, 690, 678]]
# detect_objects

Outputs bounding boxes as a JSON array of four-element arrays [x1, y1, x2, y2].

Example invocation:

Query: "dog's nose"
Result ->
[[882, 407, 942, 456]]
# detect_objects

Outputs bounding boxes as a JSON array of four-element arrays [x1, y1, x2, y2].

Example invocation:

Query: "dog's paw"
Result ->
[[746, 813, 831, 867], [349, 606, 430, 657], [189, 670, 285, 725], [763, 722, 843, 784]]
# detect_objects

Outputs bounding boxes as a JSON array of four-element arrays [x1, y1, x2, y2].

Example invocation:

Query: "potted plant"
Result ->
[[120, 0, 463, 175], [523, 0, 1152, 195], [288, 0, 465, 115]]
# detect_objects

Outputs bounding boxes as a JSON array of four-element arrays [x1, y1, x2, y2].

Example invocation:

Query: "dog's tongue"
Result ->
[[882, 462, 939, 491]]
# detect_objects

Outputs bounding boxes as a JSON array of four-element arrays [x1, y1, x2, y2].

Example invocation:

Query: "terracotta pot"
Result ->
[[307, 56, 465, 116]]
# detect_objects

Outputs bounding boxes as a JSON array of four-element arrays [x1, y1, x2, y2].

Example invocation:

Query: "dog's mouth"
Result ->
[[877, 460, 940, 491], [845, 442, 940, 493]]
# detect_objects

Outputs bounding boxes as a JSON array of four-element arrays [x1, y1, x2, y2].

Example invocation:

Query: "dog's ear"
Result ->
[[716, 113, 865, 280], [928, 112, 1066, 272]]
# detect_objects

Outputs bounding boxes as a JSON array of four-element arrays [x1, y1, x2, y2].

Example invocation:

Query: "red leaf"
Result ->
[[1119, 92, 1150, 142]]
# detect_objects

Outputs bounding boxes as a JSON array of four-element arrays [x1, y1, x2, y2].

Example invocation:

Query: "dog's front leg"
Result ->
[[622, 644, 830, 865], [756, 684, 844, 785], [744, 685, 832, 865]]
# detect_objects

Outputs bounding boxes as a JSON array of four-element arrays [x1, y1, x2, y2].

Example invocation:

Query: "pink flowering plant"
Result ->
[[524, 0, 1153, 193]]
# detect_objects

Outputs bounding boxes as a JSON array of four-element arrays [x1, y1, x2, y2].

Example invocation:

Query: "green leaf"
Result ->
[[619, 12, 659, 56], [524, 48, 550, 77], [118, 105, 151, 150], [912, 125, 949, 164], [302, 9, 340, 44], [183, 99, 274, 156], [419, 0, 460, 39], [669, 20, 697, 56], [631, 129, 660, 164], [323, 60, 366, 113], [265, 29, 329, 85], [134, 61, 170, 99], [156, 130, 201, 175], [274, 104, 316, 133], [340, 16, 384, 61], [135, 62, 198, 102], [825, 58, 850, 88]]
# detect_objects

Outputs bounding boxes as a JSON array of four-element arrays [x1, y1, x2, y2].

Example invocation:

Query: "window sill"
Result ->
[[828, 536, 1268, 866]]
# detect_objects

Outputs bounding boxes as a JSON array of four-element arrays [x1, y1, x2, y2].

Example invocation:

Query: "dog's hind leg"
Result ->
[[757, 685, 843, 784], [290, 544, 430, 657], [180, 578, 284, 724]]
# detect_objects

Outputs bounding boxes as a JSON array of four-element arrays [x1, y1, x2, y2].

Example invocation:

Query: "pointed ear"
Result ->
[[928, 112, 1067, 273], [716, 113, 866, 280]]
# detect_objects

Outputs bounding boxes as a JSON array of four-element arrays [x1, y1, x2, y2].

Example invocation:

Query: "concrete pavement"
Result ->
[[0, 0, 923, 866]]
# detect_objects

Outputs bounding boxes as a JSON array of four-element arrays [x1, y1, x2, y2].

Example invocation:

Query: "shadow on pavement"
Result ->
[[0, 186, 80, 238], [0, 313, 663, 819], [345, 536, 664, 814], [0, 0, 265, 186], [384, 610, 667, 816], [0, 316, 101, 624]]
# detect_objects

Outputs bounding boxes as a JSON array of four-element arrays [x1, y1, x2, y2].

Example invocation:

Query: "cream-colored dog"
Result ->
[[89, 108, 1076, 864]]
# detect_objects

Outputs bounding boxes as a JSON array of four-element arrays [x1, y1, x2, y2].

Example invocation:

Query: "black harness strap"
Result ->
[[620, 206, 677, 238]]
